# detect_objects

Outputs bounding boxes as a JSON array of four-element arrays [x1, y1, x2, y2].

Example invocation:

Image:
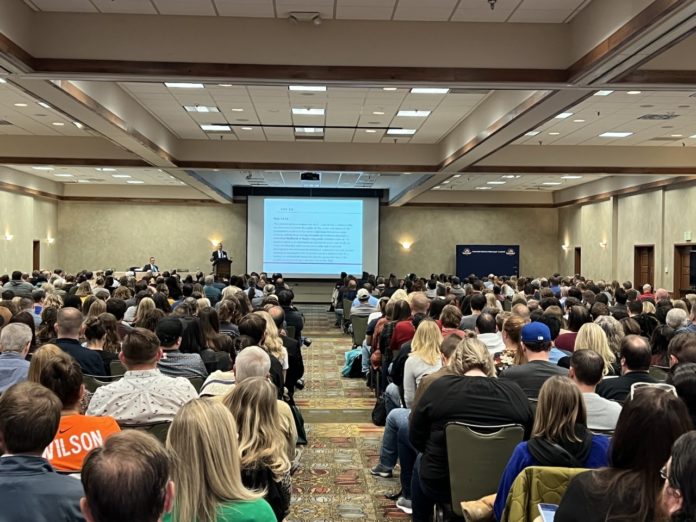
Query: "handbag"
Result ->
[[290, 403, 307, 445], [371, 395, 387, 426]]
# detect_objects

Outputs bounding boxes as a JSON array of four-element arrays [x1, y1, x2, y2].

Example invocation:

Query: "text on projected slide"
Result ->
[[263, 199, 363, 275]]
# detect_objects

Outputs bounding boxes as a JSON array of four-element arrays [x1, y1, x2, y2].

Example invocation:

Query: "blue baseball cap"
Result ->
[[521, 322, 551, 343]]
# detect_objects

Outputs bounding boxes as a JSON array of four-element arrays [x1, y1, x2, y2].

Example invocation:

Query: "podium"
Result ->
[[213, 259, 232, 279]]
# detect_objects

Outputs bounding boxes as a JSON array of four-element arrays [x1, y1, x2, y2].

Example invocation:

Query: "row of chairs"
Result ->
[[83, 370, 205, 394]]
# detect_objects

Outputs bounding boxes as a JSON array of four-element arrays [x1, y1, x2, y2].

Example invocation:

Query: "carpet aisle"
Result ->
[[288, 306, 408, 521]]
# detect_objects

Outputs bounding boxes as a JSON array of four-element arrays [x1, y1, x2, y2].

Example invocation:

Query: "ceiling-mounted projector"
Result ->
[[300, 172, 321, 181]]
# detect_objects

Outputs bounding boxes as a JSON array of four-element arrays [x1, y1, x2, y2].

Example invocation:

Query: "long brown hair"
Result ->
[[532, 376, 586, 443]]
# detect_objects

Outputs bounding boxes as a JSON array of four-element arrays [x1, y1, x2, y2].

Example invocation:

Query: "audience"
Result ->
[[568, 350, 622, 432], [494, 375, 611, 521], [155, 317, 208, 379], [54, 307, 106, 376], [0, 381, 85, 520], [0, 322, 32, 392], [556, 386, 692, 521], [86, 328, 197, 424], [81, 430, 174, 522]]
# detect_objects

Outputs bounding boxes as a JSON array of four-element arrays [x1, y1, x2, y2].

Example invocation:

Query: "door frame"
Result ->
[[574, 247, 581, 275], [32, 240, 40, 271], [673, 243, 694, 297], [633, 244, 655, 289]]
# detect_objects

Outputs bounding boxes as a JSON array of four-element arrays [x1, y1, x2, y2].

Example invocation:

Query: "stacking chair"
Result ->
[[83, 374, 121, 393], [110, 359, 127, 376], [351, 315, 369, 348], [119, 421, 172, 444]]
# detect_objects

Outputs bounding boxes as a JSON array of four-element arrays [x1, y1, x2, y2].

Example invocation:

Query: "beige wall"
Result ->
[[57, 201, 247, 273], [0, 190, 59, 274], [380, 206, 559, 277]]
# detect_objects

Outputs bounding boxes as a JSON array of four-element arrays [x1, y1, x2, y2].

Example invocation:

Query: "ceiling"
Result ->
[[119, 82, 488, 144], [432, 173, 607, 191], [7, 165, 187, 186], [23, 0, 592, 23], [515, 90, 696, 147]]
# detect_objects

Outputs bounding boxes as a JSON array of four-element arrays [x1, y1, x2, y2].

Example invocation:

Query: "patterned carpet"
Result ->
[[289, 306, 408, 521]]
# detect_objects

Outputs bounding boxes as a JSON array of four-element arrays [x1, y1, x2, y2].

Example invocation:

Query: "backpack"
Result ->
[[341, 348, 362, 378]]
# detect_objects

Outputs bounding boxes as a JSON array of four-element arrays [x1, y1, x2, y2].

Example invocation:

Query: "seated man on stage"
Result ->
[[210, 243, 230, 264], [142, 257, 159, 273]]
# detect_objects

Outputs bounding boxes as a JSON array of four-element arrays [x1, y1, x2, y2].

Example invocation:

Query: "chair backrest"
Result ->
[[501, 466, 589, 522], [351, 315, 369, 346], [649, 365, 669, 382], [286, 325, 296, 340], [110, 359, 127, 376], [445, 422, 525, 517], [83, 374, 121, 393], [119, 422, 171, 444], [188, 376, 204, 392], [343, 299, 353, 319]]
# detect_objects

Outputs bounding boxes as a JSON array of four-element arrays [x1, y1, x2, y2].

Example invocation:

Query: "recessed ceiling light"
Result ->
[[218, 84, 233, 87], [32, 166, 54, 171], [525, 131, 540, 136], [561, 175, 583, 179], [573, 119, 585, 123], [38, 102, 51, 109], [555, 112, 573, 119], [0, 79, 6, 84], [442, 180, 450, 184], [294, 127, 323, 133], [288, 85, 326, 92], [365, 129, 377, 133], [372, 111, 385, 115], [453, 174, 461, 178], [502, 175, 520, 179], [383, 87, 397, 91], [200, 124, 231, 132], [671, 134, 684, 138], [241, 127, 253, 130], [548, 132, 560, 136], [52, 122, 65, 126], [77, 179, 90, 183], [410, 88, 449, 94], [599, 131, 633, 138], [13, 103, 27, 107], [231, 108, 244, 112], [96, 167, 117, 172], [487, 181, 506, 185], [112, 174, 131, 178], [73, 121, 84, 129], [475, 186, 492, 190], [184, 105, 220, 113], [594, 90, 614, 96], [165, 82, 204, 89], [54, 173, 74, 178], [627, 91, 642, 95], [433, 185, 441, 190], [689, 134, 696, 139], [387, 128, 416, 135], [397, 110, 431, 117], [542, 182, 562, 185], [292, 108, 325, 115], [127, 180, 145, 184]]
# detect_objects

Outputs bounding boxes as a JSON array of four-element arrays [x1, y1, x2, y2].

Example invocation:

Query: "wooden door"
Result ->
[[674, 245, 692, 297], [574, 247, 581, 275], [32, 240, 40, 271], [634, 246, 654, 289]]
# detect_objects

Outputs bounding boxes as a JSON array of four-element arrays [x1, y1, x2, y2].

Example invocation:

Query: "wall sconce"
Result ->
[[400, 241, 412, 250], [561, 244, 569, 251], [3, 234, 13, 241], [47, 237, 55, 244], [210, 239, 221, 247], [599, 241, 607, 249]]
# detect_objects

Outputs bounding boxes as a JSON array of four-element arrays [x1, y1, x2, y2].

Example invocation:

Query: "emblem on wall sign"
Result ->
[[462, 248, 472, 255], [506, 248, 516, 256]]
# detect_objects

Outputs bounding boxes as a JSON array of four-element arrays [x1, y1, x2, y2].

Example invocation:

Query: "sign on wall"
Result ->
[[456, 245, 520, 279]]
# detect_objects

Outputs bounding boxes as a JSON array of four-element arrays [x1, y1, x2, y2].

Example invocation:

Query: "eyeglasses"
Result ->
[[629, 382, 677, 400]]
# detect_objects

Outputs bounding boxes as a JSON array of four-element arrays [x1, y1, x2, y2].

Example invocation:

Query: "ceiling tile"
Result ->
[[151, 0, 216, 15], [91, 0, 158, 14], [214, 0, 275, 17], [28, 0, 98, 12]]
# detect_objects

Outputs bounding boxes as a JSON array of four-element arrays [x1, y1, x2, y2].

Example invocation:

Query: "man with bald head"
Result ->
[[54, 307, 105, 376], [390, 292, 434, 351]]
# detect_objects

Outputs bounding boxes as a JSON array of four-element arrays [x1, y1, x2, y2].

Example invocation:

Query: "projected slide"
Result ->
[[262, 199, 363, 275]]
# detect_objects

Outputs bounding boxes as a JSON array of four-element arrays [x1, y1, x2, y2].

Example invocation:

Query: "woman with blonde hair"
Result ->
[[403, 319, 443, 408], [132, 296, 155, 326], [254, 310, 288, 379], [224, 377, 292, 521], [85, 298, 106, 322], [43, 293, 63, 310], [571, 322, 618, 375], [166, 399, 275, 522], [594, 315, 624, 358], [74, 281, 92, 301], [410, 337, 533, 520], [27, 343, 63, 383], [501, 314, 527, 367], [493, 376, 611, 520], [643, 300, 656, 315]]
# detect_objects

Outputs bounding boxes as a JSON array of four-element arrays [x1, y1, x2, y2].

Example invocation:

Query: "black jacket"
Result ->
[[53, 338, 106, 376]]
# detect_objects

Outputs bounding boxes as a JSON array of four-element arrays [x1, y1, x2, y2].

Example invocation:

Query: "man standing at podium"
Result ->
[[210, 243, 230, 265]]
